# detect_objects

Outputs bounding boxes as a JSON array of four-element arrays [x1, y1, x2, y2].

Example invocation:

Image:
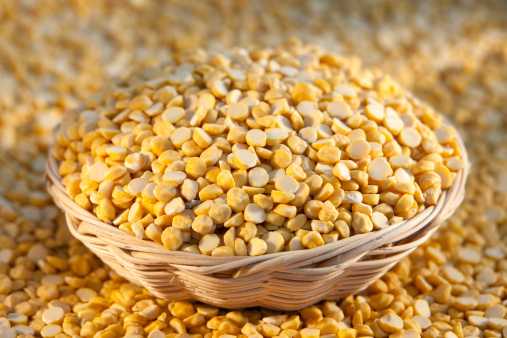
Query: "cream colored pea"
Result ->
[[209, 203, 232, 224], [327, 101, 352, 119], [434, 126, 455, 144], [106, 145, 127, 161], [162, 106, 185, 124], [384, 115, 405, 135], [247, 238, 268, 256], [234, 149, 257, 169], [246, 129, 267, 147], [275, 175, 299, 194], [248, 167, 269, 187], [262, 231, 285, 254], [192, 215, 214, 235], [365, 104, 385, 122], [413, 299, 431, 317], [371, 212, 389, 230], [389, 155, 412, 169], [228, 102, 249, 121], [265, 128, 289, 146], [89, 161, 108, 182], [399, 127, 422, 148], [199, 184, 224, 201], [145, 223, 163, 243], [457, 248, 481, 264], [244, 203, 266, 224], [164, 197, 185, 216], [153, 183, 176, 202], [367, 157, 391, 181], [40, 324, 62, 338], [435, 164, 453, 189], [193, 128, 213, 149], [7, 313, 27, 325], [302, 231, 325, 249], [163, 170, 187, 186], [333, 162, 351, 181], [299, 127, 318, 143], [170, 127, 192, 148], [446, 157, 465, 171], [352, 212, 373, 233], [186, 157, 207, 177], [311, 220, 333, 234], [124, 153, 146, 173], [128, 177, 149, 197], [180, 179, 198, 201], [394, 194, 415, 215], [0, 327, 16, 338], [227, 187, 250, 212], [344, 191, 363, 204], [346, 139, 370, 160], [161, 227, 183, 251], [199, 234, 220, 255], [42, 307, 64, 325], [300, 327, 320, 338]]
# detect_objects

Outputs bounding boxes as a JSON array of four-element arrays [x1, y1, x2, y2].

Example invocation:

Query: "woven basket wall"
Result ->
[[45, 123, 469, 311]]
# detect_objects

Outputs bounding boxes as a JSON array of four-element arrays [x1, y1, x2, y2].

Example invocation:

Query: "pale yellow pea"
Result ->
[[162, 171, 187, 187], [248, 167, 269, 187], [371, 212, 389, 230], [247, 238, 267, 256], [299, 127, 318, 143], [399, 127, 422, 148], [265, 128, 289, 146], [192, 215, 214, 235], [89, 161, 108, 182], [228, 102, 249, 121], [128, 177, 149, 197], [234, 149, 257, 169], [164, 197, 185, 216], [365, 104, 385, 122], [327, 101, 352, 119], [162, 106, 186, 124], [186, 157, 207, 177], [106, 145, 127, 161], [262, 232, 285, 254], [170, 127, 192, 148], [333, 162, 351, 181], [244, 203, 266, 224], [161, 227, 183, 251], [246, 129, 267, 147], [193, 128, 213, 149], [199, 234, 220, 255], [346, 139, 370, 160], [367, 157, 392, 181], [384, 115, 404, 135], [275, 175, 299, 194]]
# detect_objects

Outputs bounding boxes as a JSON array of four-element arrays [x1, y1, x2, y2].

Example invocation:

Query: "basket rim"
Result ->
[[45, 118, 470, 273]]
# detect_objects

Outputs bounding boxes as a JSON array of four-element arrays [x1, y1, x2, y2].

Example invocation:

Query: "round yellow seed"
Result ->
[[275, 175, 299, 194]]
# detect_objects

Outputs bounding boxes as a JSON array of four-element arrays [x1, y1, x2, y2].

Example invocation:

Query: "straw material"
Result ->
[[45, 123, 469, 311]]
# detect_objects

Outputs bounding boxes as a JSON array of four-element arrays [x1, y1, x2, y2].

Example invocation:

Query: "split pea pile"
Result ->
[[53, 44, 464, 256], [1, 1, 507, 338]]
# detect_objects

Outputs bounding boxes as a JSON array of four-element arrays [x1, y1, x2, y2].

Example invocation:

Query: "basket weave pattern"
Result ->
[[46, 128, 468, 310]]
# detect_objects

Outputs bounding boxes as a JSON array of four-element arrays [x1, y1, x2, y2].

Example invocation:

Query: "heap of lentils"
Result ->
[[52, 44, 465, 256]]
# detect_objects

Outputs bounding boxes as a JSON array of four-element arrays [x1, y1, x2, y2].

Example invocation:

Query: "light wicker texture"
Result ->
[[45, 121, 469, 311]]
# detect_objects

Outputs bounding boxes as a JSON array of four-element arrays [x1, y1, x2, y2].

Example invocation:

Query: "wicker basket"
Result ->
[[45, 123, 468, 311]]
